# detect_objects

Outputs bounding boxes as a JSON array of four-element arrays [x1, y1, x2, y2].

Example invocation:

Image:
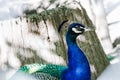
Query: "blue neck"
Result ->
[[61, 33, 91, 80], [66, 33, 90, 69]]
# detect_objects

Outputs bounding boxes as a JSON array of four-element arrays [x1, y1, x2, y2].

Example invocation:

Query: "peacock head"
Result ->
[[58, 20, 91, 37], [68, 23, 86, 35]]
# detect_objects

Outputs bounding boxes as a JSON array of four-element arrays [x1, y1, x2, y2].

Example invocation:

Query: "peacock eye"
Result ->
[[76, 26, 84, 30], [75, 25, 79, 28], [75, 25, 84, 29]]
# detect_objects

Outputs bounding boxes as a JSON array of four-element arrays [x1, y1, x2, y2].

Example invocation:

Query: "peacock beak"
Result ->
[[84, 27, 92, 32]]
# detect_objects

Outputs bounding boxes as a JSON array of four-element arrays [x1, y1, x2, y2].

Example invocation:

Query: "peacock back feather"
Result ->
[[9, 63, 67, 80]]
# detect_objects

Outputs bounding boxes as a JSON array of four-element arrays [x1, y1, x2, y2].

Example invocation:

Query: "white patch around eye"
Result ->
[[72, 27, 82, 33]]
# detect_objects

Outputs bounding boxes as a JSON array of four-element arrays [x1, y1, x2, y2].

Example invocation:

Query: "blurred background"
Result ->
[[0, 0, 120, 80]]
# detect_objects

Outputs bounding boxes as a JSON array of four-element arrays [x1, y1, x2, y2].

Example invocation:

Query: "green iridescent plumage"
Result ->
[[9, 63, 67, 80], [32, 72, 58, 80]]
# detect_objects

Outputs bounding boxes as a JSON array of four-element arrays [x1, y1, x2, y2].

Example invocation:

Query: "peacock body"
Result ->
[[9, 20, 91, 80], [61, 23, 91, 80]]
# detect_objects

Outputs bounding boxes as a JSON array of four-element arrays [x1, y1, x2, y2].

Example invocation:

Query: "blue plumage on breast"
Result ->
[[61, 66, 91, 80], [61, 37, 91, 80], [67, 43, 89, 68]]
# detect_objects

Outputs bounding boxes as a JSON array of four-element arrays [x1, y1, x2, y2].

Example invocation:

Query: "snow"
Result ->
[[97, 62, 120, 80], [109, 23, 120, 43], [0, 0, 41, 20]]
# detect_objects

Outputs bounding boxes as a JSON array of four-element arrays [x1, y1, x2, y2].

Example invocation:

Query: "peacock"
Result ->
[[9, 20, 91, 80]]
